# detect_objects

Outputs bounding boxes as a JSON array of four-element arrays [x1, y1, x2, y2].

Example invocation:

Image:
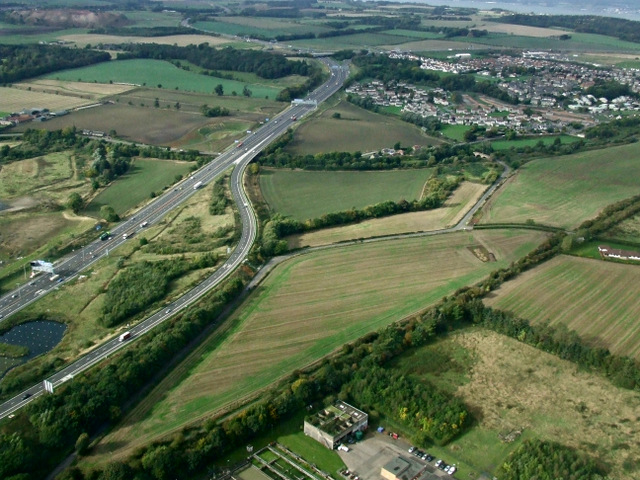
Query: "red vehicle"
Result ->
[[291, 115, 297, 121], [237, 142, 244, 148]]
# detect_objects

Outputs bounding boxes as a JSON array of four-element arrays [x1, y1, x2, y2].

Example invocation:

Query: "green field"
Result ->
[[441, 124, 469, 141], [85, 229, 547, 465], [85, 158, 192, 217], [45, 59, 282, 98], [193, 18, 330, 38], [490, 135, 580, 151], [290, 32, 413, 50], [606, 214, 640, 244], [481, 142, 640, 228], [260, 168, 434, 220], [452, 32, 640, 52], [486, 255, 640, 359], [0, 28, 88, 45], [287, 100, 441, 155]]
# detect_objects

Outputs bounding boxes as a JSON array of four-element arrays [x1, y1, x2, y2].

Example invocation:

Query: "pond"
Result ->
[[0, 320, 66, 378]]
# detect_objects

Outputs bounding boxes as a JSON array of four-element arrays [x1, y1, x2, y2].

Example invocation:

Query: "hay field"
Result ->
[[85, 229, 548, 464], [59, 33, 231, 47], [0, 86, 94, 112], [288, 100, 441, 154], [287, 182, 487, 248], [473, 22, 571, 38], [259, 168, 434, 220], [480, 142, 640, 228], [400, 329, 640, 479], [15, 79, 135, 97], [485, 255, 640, 359]]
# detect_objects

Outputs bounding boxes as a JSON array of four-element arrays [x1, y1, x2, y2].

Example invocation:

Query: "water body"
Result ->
[[389, 0, 640, 20], [0, 320, 66, 378]]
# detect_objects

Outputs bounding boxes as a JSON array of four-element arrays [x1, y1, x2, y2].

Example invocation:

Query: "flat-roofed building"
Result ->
[[303, 401, 368, 449]]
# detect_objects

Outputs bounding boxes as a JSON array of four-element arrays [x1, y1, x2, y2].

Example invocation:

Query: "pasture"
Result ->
[[440, 124, 469, 142], [490, 135, 580, 151], [286, 182, 487, 248], [480, 142, 640, 228], [485, 255, 640, 359], [287, 100, 441, 154], [84, 229, 548, 464], [607, 214, 640, 244], [0, 86, 95, 113], [397, 329, 640, 480], [85, 158, 192, 217], [45, 59, 282, 98], [259, 168, 434, 220]]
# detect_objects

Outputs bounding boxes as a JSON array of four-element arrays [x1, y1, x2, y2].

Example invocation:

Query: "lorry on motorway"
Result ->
[[118, 331, 131, 342], [193, 181, 203, 190]]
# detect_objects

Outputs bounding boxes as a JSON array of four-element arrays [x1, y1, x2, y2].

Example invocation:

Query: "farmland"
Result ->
[[193, 16, 330, 38], [0, 86, 96, 113], [485, 255, 640, 359], [259, 168, 434, 220], [606, 215, 640, 244], [286, 182, 487, 248], [480, 142, 640, 228], [395, 329, 640, 479], [59, 33, 232, 48], [45, 59, 283, 99], [83, 229, 548, 465], [84, 158, 193, 217], [490, 135, 580, 151], [15, 79, 135, 98], [286, 100, 441, 155]]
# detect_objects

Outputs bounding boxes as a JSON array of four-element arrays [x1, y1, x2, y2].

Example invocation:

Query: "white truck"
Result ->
[[118, 331, 131, 342], [193, 181, 203, 190]]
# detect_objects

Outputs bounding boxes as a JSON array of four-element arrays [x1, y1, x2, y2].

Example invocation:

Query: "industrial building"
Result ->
[[303, 401, 368, 449]]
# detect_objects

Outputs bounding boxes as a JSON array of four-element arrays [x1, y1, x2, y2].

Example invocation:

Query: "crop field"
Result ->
[[259, 168, 434, 220], [194, 16, 331, 37], [59, 33, 231, 48], [0, 28, 88, 45], [85, 229, 547, 464], [380, 38, 487, 53], [291, 31, 412, 50], [0, 86, 95, 113], [606, 215, 640, 244], [15, 79, 136, 98], [45, 59, 282, 99], [287, 100, 441, 154], [287, 182, 487, 248], [481, 142, 640, 228], [395, 329, 640, 479], [490, 135, 580, 151], [452, 32, 640, 52], [85, 158, 192, 217], [485, 255, 640, 359], [123, 10, 182, 28]]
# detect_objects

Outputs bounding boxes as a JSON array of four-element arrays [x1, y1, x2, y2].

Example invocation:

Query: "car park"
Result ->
[[435, 460, 443, 468], [408, 446, 415, 453], [447, 466, 456, 475]]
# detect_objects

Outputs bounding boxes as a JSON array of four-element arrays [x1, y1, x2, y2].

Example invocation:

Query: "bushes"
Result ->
[[209, 178, 229, 215]]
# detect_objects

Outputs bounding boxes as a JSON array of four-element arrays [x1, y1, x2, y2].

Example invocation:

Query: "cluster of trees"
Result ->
[[101, 255, 217, 327], [116, 44, 311, 79], [200, 104, 230, 117], [87, 144, 132, 188], [275, 61, 324, 102], [490, 13, 640, 44], [0, 44, 109, 84], [88, 26, 194, 37], [0, 128, 88, 164], [586, 79, 636, 101], [209, 177, 229, 215], [0, 276, 247, 480], [499, 440, 605, 480]]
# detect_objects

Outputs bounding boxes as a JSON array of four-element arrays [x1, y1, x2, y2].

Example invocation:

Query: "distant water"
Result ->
[[384, 0, 640, 20]]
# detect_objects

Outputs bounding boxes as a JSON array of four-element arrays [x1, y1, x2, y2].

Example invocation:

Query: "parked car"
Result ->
[[447, 466, 457, 475], [408, 446, 415, 453], [435, 460, 443, 468]]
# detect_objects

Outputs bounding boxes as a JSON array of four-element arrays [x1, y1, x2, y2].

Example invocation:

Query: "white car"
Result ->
[[447, 466, 456, 475]]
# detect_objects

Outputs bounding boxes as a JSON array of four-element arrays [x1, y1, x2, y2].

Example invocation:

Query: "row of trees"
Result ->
[[0, 44, 109, 84], [209, 177, 229, 215]]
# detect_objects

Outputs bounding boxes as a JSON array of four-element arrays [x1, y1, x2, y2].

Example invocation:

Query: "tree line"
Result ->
[[0, 44, 110, 85]]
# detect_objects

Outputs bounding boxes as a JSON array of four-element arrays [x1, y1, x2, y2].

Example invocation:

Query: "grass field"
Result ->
[[45, 59, 282, 99], [15, 79, 135, 98], [485, 255, 640, 359], [259, 168, 434, 220], [606, 215, 640, 244], [490, 135, 580, 151], [287, 100, 442, 154], [59, 33, 231, 48], [480, 142, 640, 228], [286, 182, 487, 248], [0, 28, 88, 45], [85, 158, 192, 217], [290, 31, 413, 50], [84, 229, 547, 465], [440, 124, 469, 142], [394, 328, 640, 479], [452, 32, 640, 52], [193, 16, 330, 38], [0, 86, 96, 113]]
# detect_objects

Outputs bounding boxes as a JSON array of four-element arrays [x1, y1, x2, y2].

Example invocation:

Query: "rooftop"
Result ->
[[306, 401, 367, 436]]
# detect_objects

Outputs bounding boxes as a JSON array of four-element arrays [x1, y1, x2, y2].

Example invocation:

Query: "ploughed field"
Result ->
[[83, 229, 548, 466], [485, 255, 640, 359]]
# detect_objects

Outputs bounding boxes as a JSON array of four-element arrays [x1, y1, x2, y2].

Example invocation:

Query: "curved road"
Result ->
[[0, 58, 350, 419]]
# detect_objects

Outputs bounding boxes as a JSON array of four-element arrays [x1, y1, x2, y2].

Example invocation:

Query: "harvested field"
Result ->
[[485, 255, 640, 359], [473, 22, 571, 38], [431, 329, 640, 479], [0, 86, 95, 113], [260, 168, 434, 220], [59, 33, 231, 47], [380, 38, 489, 52], [480, 142, 640, 228], [287, 182, 487, 248], [15, 79, 135, 97], [84, 229, 548, 465], [287, 100, 441, 154]]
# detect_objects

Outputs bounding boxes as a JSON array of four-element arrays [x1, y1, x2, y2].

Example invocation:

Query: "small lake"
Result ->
[[0, 320, 67, 378]]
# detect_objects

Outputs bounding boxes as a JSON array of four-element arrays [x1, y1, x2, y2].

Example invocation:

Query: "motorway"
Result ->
[[0, 58, 350, 419]]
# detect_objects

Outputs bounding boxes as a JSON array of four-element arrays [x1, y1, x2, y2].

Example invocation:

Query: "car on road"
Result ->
[[165, 309, 171, 314], [22, 393, 31, 400]]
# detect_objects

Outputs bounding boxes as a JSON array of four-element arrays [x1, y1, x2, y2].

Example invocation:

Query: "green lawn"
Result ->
[[260, 168, 434, 220], [482, 142, 640, 228], [84, 158, 192, 217], [45, 59, 282, 98], [490, 135, 580, 151], [441, 124, 469, 142]]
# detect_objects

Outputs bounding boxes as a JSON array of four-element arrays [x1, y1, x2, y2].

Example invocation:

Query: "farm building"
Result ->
[[598, 245, 640, 262], [303, 401, 368, 449], [381, 457, 439, 480]]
